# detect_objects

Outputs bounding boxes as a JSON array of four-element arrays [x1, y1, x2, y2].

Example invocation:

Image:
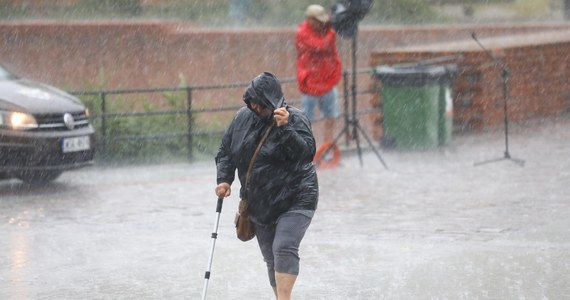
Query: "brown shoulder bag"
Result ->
[[235, 122, 275, 242]]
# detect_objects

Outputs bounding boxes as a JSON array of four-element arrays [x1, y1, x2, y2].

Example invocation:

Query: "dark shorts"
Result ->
[[254, 211, 313, 287]]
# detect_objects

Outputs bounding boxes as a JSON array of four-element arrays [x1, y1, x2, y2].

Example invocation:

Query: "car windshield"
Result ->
[[0, 65, 18, 80]]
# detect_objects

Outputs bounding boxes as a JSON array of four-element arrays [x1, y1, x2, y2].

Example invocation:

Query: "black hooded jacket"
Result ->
[[215, 72, 318, 225]]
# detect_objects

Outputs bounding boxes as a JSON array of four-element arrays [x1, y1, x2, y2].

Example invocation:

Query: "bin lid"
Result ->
[[373, 64, 457, 86]]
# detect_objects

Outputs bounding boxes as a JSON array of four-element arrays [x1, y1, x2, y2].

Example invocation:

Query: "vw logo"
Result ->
[[63, 113, 75, 130]]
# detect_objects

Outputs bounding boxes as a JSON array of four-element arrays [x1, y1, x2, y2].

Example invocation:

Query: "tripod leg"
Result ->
[[512, 158, 525, 166], [354, 122, 389, 169], [351, 121, 364, 166], [473, 155, 525, 167], [331, 122, 348, 146], [314, 123, 349, 167], [473, 157, 507, 167]]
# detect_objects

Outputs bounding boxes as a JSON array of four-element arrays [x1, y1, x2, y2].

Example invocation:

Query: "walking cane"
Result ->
[[201, 197, 224, 300]]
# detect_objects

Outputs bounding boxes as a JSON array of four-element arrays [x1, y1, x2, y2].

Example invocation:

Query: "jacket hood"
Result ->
[[243, 72, 285, 110]]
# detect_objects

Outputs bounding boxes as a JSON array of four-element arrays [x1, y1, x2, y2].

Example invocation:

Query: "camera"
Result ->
[[331, 0, 373, 38]]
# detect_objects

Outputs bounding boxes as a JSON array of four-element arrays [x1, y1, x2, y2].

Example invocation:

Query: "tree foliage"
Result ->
[[0, 0, 442, 25]]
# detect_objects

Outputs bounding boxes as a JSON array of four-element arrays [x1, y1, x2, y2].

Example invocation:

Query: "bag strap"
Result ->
[[244, 121, 275, 196]]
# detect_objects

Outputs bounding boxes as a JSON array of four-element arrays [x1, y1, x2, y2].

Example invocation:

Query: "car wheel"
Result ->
[[19, 171, 63, 184]]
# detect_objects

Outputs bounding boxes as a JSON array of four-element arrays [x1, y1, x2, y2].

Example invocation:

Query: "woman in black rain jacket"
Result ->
[[215, 72, 318, 300]]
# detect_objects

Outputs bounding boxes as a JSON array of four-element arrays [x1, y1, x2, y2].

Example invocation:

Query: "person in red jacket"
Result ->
[[296, 4, 342, 143]]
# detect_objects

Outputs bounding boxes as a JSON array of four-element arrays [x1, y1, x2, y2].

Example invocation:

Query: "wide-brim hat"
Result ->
[[305, 4, 329, 23]]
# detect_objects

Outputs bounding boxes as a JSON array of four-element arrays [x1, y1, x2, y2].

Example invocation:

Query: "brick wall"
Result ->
[[0, 21, 569, 138], [370, 30, 570, 133], [1, 21, 568, 88]]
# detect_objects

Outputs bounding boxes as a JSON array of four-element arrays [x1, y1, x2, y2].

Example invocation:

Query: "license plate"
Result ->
[[62, 136, 91, 153]]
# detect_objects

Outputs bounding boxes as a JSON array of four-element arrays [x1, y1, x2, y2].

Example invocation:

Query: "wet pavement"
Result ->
[[1, 114, 569, 299]]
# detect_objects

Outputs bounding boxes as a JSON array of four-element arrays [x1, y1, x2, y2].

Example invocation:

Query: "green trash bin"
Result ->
[[374, 64, 457, 150]]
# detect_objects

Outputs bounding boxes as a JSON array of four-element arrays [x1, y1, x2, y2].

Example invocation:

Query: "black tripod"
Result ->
[[317, 29, 388, 169], [472, 33, 525, 167]]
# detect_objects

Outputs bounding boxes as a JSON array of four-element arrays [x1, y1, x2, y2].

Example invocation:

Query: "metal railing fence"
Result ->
[[70, 68, 379, 163]]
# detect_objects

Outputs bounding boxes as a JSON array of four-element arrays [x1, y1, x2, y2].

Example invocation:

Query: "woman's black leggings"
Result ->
[[254, 212, 312, 287]]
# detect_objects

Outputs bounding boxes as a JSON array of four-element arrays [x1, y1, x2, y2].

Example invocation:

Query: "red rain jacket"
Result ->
[[295, 20, 342, 96]]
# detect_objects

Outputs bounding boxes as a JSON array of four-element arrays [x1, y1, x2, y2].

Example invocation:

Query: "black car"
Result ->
[[0, 64, 95, 183]]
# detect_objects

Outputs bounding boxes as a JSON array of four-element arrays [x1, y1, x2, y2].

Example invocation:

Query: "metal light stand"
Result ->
[[317, 28, 388, 169], [472, 33, 525, 167]]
